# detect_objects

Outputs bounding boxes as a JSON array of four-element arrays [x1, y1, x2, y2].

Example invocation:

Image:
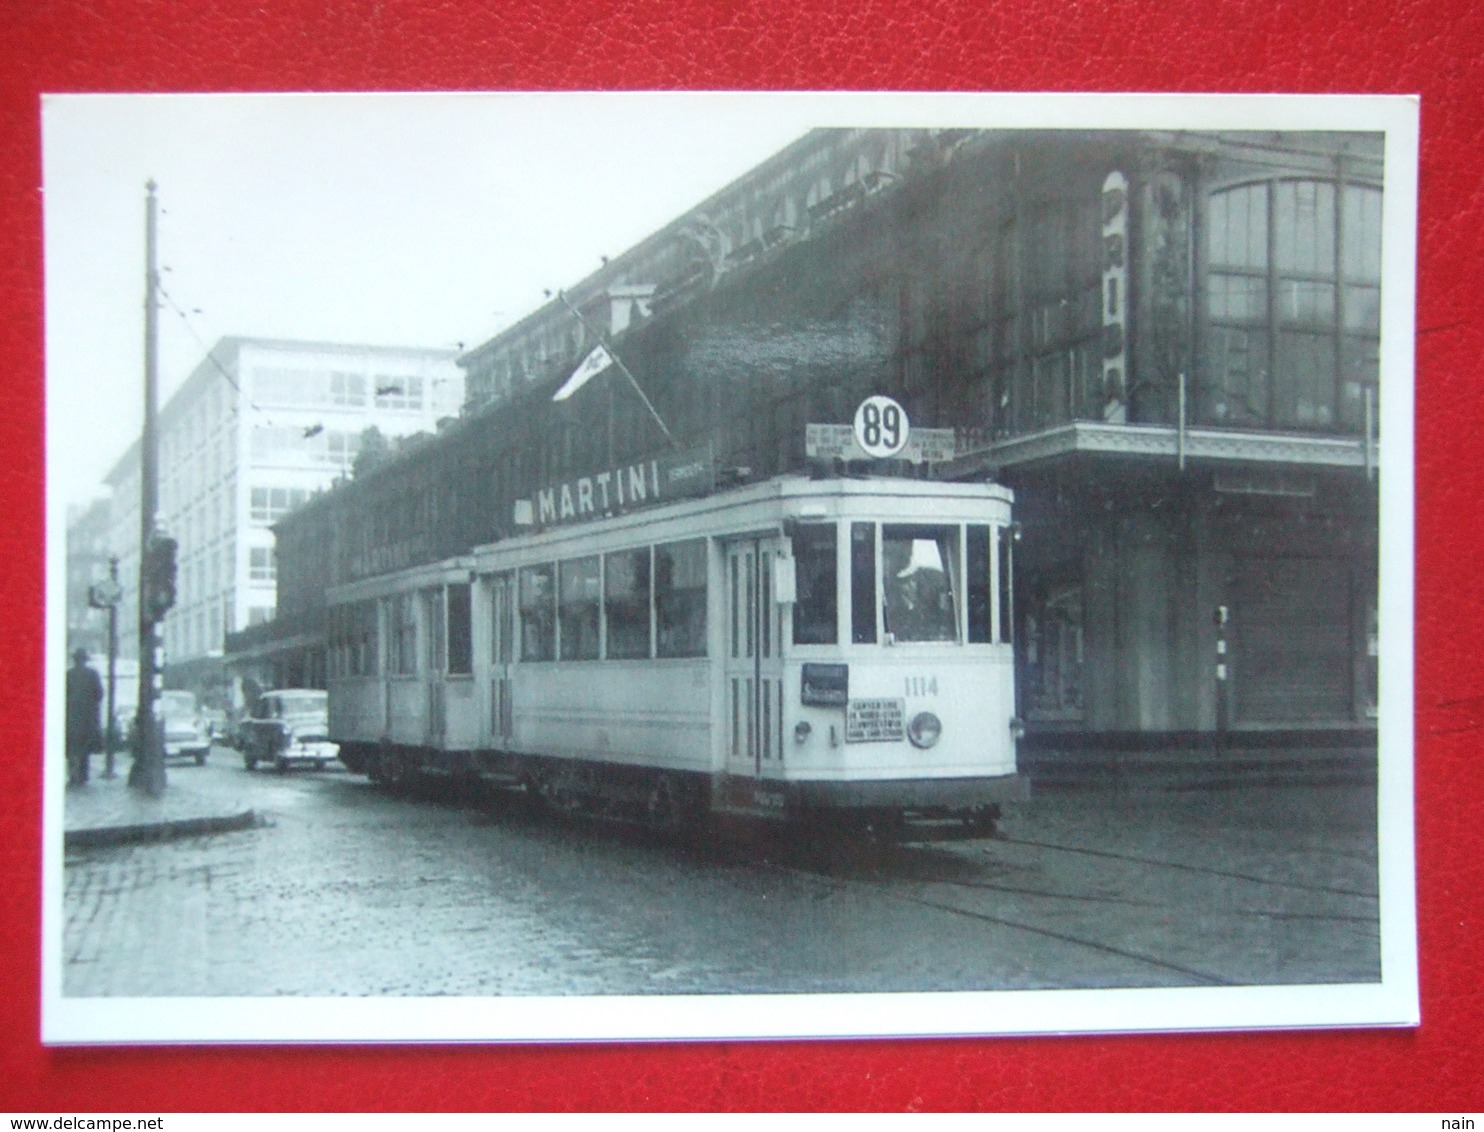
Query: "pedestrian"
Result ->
[[66, 648, 103, 787]]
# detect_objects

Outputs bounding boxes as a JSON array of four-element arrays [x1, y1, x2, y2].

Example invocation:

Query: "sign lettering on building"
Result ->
[[346, 536, 427, 581], [524, 444, 715, 530], [1102, 170, 1129, 423]]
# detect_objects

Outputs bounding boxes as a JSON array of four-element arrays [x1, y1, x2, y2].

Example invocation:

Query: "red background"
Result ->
[[2, 0, 1478, 1112]]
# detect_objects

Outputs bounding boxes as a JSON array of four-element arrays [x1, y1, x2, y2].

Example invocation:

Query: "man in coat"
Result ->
[[66, 648, 103, 786]]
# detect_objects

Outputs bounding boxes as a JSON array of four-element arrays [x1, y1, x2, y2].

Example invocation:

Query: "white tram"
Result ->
[[326, 475, 1024, 830]]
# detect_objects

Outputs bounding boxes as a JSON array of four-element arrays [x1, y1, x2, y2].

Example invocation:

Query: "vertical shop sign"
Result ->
[[1102, 170, 1129, 423]]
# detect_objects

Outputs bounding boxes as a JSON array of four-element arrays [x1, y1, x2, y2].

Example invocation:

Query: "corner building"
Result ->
[[277, 128, 1382, 770], [105, 337, 464, 699]]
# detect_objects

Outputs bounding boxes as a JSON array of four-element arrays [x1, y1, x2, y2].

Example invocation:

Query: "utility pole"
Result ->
[[129, 180, 166, 797], [104, 555, 119, 778]]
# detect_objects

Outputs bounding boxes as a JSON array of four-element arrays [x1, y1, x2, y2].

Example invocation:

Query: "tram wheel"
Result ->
[[645, 775, 679, 832], [369, 747, 406, 787], [965, 803, 1002, 837]]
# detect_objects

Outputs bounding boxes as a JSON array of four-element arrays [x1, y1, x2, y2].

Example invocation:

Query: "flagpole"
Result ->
[[555, 291, 675, 446]]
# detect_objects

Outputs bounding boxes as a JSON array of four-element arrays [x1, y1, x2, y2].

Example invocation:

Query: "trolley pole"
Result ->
[[129, 179, 166, 798]]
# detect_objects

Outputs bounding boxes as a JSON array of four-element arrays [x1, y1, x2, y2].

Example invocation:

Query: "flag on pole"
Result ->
[[553, 344, 614, 402]]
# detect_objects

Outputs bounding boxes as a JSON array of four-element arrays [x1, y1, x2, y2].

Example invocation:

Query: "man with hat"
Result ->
[[66, 648, 103, 786]]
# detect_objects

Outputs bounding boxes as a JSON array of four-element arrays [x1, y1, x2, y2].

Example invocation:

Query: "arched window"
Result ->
[[1204, 179, 1381, 431]]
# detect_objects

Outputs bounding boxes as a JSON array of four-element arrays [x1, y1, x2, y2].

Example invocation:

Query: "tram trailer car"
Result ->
[[326, 475, 1023, 831]]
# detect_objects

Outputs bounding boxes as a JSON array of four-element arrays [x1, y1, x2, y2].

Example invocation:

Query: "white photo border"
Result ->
[[40, 90, 1419, 1044]]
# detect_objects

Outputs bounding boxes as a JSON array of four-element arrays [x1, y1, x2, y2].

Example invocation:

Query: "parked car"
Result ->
[[158, 689, 211, 766], [201, 706, 228, 740], [240, 689, 340, 772]]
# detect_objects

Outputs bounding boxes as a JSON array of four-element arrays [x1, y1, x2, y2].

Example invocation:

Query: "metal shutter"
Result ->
[[1233, 557, 1352, 723]]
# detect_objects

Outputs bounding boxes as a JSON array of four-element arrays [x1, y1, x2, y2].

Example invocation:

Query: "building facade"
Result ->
[[103, 337, 464, 700], [65, 496, 114, 660], [266, 128, 1383, 768]]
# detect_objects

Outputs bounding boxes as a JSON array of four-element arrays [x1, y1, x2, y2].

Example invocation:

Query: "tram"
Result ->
[[325, 473, 1023, 831]]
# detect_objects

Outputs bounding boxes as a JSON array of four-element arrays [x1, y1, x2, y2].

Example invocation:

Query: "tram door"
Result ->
[[486, 572, 515, 748], [724, 538, 786, 779]]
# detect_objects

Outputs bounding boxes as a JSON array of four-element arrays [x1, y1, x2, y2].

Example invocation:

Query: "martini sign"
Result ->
[[806, 396, 957, 464]]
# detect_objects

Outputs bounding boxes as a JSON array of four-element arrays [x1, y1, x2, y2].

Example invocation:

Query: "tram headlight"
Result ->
[[907, 711, 942, 749], [794, 720, 812, 745]]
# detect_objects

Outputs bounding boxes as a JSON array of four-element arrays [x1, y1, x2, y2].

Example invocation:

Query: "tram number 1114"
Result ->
[[904, 675, 939, 697]]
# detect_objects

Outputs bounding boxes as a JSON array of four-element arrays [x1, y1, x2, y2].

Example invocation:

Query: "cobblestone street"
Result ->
[[62, 750, 1382, 997]]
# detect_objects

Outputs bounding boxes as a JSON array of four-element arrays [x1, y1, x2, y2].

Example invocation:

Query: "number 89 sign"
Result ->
[[853, 395, 911, 459]]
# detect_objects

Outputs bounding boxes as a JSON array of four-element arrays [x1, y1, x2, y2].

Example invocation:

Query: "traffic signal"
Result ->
[[143, 534, 177, 623]]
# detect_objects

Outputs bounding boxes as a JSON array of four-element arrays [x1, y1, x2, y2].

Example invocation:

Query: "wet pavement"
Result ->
[[60, 752, 1382, 997], [63, 749, 256, 847]]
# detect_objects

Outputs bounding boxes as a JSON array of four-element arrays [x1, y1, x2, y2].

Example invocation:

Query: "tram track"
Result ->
[[732, 817, 1380, 988], [747, 849, 1239, 986], [992, 834, 1379, 901], [889, 873, 1379, 923]]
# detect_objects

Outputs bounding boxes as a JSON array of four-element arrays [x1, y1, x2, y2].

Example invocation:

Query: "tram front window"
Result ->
[[882, 525, 959, 643], [792, 524, 838, 645]]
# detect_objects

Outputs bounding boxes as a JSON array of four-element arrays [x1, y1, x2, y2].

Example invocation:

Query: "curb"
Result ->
[[65, 809, 259, 850]]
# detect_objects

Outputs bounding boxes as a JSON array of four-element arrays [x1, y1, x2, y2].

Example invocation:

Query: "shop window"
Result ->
[[1204, 179, 1381, 431], [655, 539, 707, 658], [1023, 576, 1085, 720], [791, 524, 838, 645]]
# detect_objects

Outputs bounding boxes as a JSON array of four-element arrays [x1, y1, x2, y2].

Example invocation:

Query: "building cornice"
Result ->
[[961, 421, 1376, 473]]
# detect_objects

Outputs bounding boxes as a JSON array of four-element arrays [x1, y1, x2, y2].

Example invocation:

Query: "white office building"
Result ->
[[103, 337, 464, 691]]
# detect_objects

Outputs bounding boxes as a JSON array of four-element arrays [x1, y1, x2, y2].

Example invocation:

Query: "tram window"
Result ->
[[967, 524, 992, 643], [447, 583, 472, 675], [328, 607, 343, 679], [422, 587, 446, 673], [851, 522, 877, 644], [519, 564, 556, 662], [605, 547, 652, 659], [388, 593, 418, 675], [882, 525, 959, 643], [355, 601, 379, 676], [656, 539, 708, 658], [998, 525, 1015, 644], [792, 524, 838, 645], [559, 556, 602, 661]]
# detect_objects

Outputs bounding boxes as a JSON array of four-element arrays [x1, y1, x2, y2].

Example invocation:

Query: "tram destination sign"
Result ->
[[845, 697, 907, 743], [806, 423, 957, 464], [521, 443, 715, 530]]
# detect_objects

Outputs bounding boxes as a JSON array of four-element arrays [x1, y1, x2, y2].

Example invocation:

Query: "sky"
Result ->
[[42, 91, 1414, 511], [41, 93, 819, 507]]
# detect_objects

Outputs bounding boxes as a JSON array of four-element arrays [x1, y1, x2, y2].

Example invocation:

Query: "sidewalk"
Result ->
[[64, 757, 257, 849]]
